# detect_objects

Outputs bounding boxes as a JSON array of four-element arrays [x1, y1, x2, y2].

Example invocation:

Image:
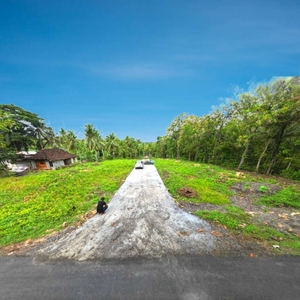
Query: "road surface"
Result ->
[[1, 255, 299, 300]]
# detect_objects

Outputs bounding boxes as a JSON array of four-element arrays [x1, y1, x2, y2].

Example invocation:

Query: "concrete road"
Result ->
[[1, 255, 299, 300], [38, 165, 215, 261]]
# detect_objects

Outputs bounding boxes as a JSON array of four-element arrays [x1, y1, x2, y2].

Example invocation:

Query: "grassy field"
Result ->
[[154, 159, 300, 254], [1, 158, 300, 254], [0, 159, 134, 247], [155, 159, 235, 205]]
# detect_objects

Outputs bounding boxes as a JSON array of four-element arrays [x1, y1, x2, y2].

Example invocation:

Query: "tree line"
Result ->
[[157, 77, 300, 179], [1, 77, 299, 179]]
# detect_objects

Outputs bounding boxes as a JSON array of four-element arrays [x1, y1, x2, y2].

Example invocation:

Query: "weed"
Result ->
[[259, 185, 270, 193]]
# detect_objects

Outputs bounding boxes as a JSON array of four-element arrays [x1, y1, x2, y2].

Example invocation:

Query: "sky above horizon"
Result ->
[[1, 0, 299, 142]]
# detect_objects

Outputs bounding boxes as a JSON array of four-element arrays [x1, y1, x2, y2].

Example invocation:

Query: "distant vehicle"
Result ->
[[10, 165, 29, 176], [142, 159, 154, 165], [135, 160, 144, 169]]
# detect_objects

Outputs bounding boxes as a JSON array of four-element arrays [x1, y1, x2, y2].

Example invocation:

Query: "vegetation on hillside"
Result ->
[[0, 160, 134, 247], [160, 77, 300, 179], [1, 77, 299, 180], [1, 158, 299, 255], [155, 159, 300, 255], [1, 77, 300, 254]]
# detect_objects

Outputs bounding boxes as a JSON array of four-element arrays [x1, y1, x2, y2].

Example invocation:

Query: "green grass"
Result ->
[[155, 159, 300, 254], [195, 206, 284, 240], [1, 157, 300, 255], [155, 159, 235, 205], [257, 187, 300, 209], [155, 159, 300, 209], [0, 160, 134, 247], [195, 206, 299, 253]]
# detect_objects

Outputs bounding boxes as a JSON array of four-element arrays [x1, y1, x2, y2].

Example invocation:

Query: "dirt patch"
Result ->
[[177, 187, 198, 198], [230, 182, 300, 237], [177, 181, 300, 255], [161, 170, 169, 179], [177, 182, 300, 238]]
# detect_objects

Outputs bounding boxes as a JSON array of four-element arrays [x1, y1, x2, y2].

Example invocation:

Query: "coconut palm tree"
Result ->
[[105, 133, 119, 158], [66, 130, 77, 153], [84, 124, 103, 161]]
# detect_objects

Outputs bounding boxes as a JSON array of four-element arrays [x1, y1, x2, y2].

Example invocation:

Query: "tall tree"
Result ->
[[105, 133, 119, 158], [84, 124, 103, 161], [256, 77, 300, 173], [0, 108, 16, 174], [0, 104, 52, 151], [166, 113, 188, 159], [230, 92, 261, 169]]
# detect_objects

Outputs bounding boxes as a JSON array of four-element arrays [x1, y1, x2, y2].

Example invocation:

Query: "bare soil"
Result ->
[[177, 181, 300, 255]]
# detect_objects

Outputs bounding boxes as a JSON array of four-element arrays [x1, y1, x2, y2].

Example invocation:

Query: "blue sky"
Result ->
[[1, 0, 299, 142]]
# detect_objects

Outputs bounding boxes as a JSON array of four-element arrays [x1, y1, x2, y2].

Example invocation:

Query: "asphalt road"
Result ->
[[1, 255, 299, 300]]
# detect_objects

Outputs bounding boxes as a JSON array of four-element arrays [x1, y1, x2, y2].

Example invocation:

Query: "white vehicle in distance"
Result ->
[[135, 160, 144, 169], [10, 165, 29, 176]]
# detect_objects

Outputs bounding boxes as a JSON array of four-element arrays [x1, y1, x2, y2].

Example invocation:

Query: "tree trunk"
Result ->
[[210, 129, 222, 163], [266, 124, 287, 174], [176, 145, 180, 160], [237, 139, 250, 169], [286, 154, 295, 170], [255, 138, 271, 173]]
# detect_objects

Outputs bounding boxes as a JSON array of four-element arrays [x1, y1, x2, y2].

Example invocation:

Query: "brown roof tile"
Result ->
[[32, 148, 76, 162]]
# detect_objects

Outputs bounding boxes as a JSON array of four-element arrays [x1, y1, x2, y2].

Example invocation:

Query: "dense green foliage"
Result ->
[[0, 160, 134, 247], [0, 104, 54, 151], [1, 77, 299, 180], [157, 77, 300, 179], [0, 104, 55, 173]]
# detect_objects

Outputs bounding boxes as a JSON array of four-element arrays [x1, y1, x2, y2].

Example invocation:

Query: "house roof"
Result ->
[[32, 148, 76, 162]]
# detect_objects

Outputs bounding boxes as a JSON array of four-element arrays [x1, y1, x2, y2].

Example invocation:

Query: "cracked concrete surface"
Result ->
[[37, 165, 216, 261]]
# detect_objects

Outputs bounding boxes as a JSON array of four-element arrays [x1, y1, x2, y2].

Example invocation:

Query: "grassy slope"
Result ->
[[1, 158, 300, 254], [154, 159, 300, 255], [0, 160, 134, 247]]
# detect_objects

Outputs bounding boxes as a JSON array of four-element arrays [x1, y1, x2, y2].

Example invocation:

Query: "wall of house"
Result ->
[[30, 160, 36, 169], [53, 160, 65, 169], [30, 158, 75, 170]]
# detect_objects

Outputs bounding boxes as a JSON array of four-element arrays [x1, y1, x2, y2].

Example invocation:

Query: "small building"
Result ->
[[31, 148, 77, 170]]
